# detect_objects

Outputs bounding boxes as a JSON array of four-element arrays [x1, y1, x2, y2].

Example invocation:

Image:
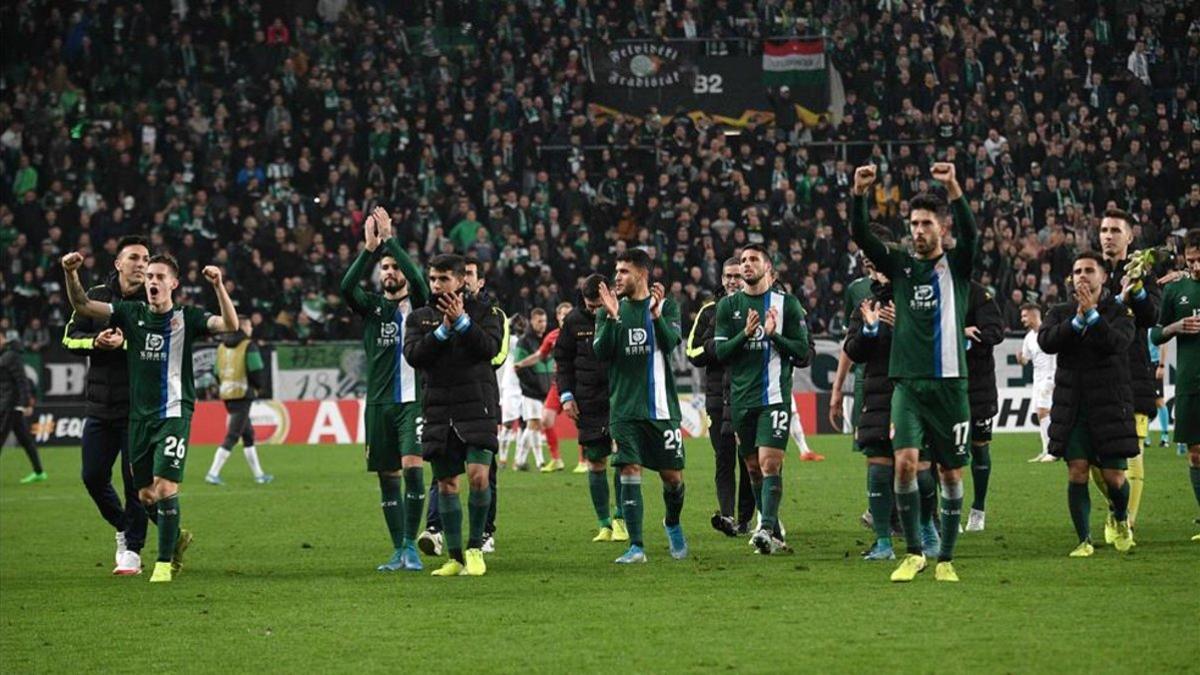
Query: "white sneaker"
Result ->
[[1027, 453, 1047, 463], [417, 529, 444, 557], [481, 533, 495, 554], [115, 531, 127, 566], [965, 508, 986, 532], [113, 550, 142, 576], [1038, 454, 1059, 463]]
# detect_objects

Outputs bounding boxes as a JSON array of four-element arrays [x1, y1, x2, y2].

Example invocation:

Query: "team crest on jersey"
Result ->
[[381, 322, 399, 338], [1181, 295, 1190, 305], [733, 310, 742, 319]]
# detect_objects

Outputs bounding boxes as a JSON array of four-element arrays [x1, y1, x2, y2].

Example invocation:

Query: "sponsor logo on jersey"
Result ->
[[625, 327, 650, 355], [910, 284, 937, 311], [376, 321, 401, 347], [140, 333, 168, 361]]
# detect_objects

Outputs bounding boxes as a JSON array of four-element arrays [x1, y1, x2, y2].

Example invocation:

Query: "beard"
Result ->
[[742, 271, 763, 287], [382, 277, 404, 293]]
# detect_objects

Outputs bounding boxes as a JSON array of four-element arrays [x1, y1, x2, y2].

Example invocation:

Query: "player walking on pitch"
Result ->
[[339, 207, 430, 571], [1018, 304, 1058, 462], [851, 162, 977, 582], [593, 249, 688, 563], [62, 250, 239, 583], [404, 254, 503, 576], [1038, 252, 1138, 556], [205, 316, 273, 486], [1149, 229, 1200, 541], [713, 244, 811, 555], [556, 275, 627, 542]]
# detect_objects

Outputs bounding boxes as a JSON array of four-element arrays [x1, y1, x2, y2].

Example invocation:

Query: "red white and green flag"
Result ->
[[762, 39, 828, 89]]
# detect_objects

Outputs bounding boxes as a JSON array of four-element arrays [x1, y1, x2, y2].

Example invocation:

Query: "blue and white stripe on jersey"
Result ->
[[393, 300, 417, 404], [162, 309, 186, 418], [760, 292, 786, 406], [644, 305, 671, 420], [931, 257, 960, 378]]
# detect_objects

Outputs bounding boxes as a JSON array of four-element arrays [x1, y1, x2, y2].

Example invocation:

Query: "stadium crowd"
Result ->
[[2, 0, 1200, 347]]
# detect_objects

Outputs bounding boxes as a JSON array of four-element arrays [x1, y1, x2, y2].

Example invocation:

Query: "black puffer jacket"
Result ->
[[0, 342, 30, 412], [965, 281, 1005, 420], [686, 299, 733, 434], [62, 273, 147, 420], [842, 282, 894, 448], [404, 294, 504, 452], [516, 328, 552, 400], [554, 306, 610, 442], [1104, 258, 1160, 416], [1038, 292, 1139, 459]]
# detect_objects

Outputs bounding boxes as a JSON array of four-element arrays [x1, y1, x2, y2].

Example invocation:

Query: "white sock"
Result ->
[[1038, 415, 1051, 455], [515, 428, 530, 467], [531, 429, 546, 466], [243, 446, 264, 478], [208, 447, 231, 477], [790, 412, 810, 453], [497, 427, 511, 462]]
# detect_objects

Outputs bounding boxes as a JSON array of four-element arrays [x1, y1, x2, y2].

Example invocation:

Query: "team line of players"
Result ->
[[59, 162, 1200, 582]]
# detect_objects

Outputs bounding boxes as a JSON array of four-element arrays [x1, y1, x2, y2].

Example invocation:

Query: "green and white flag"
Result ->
[[763, 39, 828, 89]]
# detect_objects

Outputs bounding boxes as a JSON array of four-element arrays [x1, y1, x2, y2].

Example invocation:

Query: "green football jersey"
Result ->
[[109, 301, 212, 421], [1151, 277, 1200, 394], [340, 238, 430, 405], [851, 194, 977, 379], [713, 289, 809, 411], [593, 295, 682, 422]]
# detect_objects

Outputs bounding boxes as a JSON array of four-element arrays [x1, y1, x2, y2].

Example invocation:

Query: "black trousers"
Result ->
[[81, 416, 148, 552], [0, 410, 43, 473], [710, 420, 754, 526], [425, 454, 498, 535], [222, 399, 255, 449]]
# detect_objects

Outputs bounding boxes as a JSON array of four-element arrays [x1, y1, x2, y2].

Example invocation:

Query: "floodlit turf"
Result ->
[[2, 433, 1197, 673]]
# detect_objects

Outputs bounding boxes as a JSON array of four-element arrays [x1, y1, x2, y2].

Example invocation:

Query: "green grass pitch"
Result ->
[[2, 433, 1197, 673]]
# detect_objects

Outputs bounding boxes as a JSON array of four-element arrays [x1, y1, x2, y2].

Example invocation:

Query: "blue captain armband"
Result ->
[[453, 314, 472, 333], [862, 321, 880, 337]]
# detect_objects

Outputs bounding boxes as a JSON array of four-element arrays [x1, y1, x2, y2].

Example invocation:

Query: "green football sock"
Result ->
[[938, 479, 963, 562], [620, 474, 644, 548], [1109, 479, 1130, 522], [760, 474, 782, 531], [970, 443, 991, 511], [917, 468, 936, 528], [589, 470, 612, 527], [1068, 481, 1091, 542], [378, 474, 405, 549], [867, 464, 895, 543], [156, 495, 180, 563], [1191, 466, 1200, 509], [894, 477, 922, 554], [467, 488, 491, 549], [612, 469, 623, 519], [402, 468, 425, 544], [663, 481, 685, 527], [438, 491, 464, 563]]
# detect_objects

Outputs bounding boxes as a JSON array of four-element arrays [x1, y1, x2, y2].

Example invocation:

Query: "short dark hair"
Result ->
[[1074, 250, 1107, 270], [1102, 208, 1134, 230], [741, 243, 772, 264], [530, 307, 547, 319], [721, 257, 741, 269], [1019, 302, 1041, 313], [147, 254, 180, 277], [615, 248, 652, 272], [909, 192, 948, 218], [429, 253, 465, 276], [583, 274, 607, 300], [116, 235, 150, 255], [1184, 228, 1200, 250], [463, 255, 481, 270]]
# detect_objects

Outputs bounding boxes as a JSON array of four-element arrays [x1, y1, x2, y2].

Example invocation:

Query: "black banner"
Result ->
[[587, 44, 772, 124]]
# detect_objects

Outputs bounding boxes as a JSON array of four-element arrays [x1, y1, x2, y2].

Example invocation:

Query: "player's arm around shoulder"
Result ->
[[63, 284, 114, 353]]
